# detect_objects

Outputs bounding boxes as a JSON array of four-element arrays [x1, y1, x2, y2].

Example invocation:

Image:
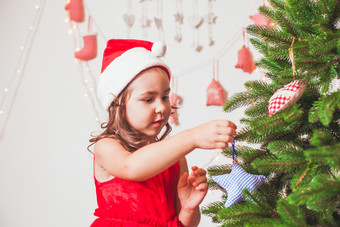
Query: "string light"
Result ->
[[0, 0, 46, 140]]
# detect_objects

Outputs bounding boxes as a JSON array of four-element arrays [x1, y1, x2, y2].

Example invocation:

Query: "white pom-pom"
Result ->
[[151, 41, 166, 57]]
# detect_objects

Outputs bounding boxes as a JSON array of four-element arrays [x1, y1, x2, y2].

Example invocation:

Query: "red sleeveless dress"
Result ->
[[91, 162, 184, 227]]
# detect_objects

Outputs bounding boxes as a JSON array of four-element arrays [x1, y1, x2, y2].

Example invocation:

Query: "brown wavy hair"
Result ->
[[88, 68, 172, 153]]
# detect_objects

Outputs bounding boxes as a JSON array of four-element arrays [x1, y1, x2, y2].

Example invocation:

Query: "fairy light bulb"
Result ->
[[84, 79, 89, 83], [20, 45, 25, 50], [29, 26, 34, 30], [4, 88, 8, 92], [95, 117, 99, 122], [16, 69, 21, 74], [84, 93, 88, 97], [68, 29, 73, 35], [90, 87, 94, 92], [65, 18, 69, 23], [35, 5, 40, 10], [0, 110, 3, 114]]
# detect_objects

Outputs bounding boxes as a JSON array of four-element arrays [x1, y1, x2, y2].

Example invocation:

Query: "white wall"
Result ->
[[0, 0, 264, 226]]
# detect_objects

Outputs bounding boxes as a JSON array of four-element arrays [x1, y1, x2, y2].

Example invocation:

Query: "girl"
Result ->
[[89, 39, 237, 227]]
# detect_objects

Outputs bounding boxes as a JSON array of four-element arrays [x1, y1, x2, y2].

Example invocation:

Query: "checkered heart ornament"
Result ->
[[268, 80, 306, 116], [212, 142, 266, 207]]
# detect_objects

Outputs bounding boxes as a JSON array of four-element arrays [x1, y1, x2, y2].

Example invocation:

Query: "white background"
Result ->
[[0, 0, 264, 226]]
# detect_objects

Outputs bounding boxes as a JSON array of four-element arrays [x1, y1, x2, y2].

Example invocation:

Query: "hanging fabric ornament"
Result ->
[[75, 16, 97, 61], [65, 0, 84, 23], [250, 0, 271, 27], [190, 0, 204, 52], [174, 0, 184, 42], [268, 38, 306, 116], [123, 0, 135, 38], [206, 60, 226, 106], [170, 77, 182, 125], [235, 29, 256, 73], [268, 80, 306, 116], [212, 142, 266, 207]]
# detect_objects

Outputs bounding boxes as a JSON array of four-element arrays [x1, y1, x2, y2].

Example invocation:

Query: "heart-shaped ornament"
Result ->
[[154, 17, 163, 29], [123, 14, 135, 27]]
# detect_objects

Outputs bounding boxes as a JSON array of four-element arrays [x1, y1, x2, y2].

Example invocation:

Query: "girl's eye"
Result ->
[[143, 98, 153, 103], [162, 95, 169, 101]]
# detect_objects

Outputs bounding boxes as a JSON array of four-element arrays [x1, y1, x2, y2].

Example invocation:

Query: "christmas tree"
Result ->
[[202, 0, 340, 226]]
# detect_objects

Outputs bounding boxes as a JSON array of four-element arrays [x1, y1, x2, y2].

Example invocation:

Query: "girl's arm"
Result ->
[[95, 120, 236, 181]]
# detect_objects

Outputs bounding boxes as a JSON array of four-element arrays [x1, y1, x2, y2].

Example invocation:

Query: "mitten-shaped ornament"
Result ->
[[212, 163, 266, 207], [268, 80, 306, 116], [206, 78, 226, 106], [235, 45, 256, 73], [65, 0, 84, 23], [170, 93, 182, 125], [75, 33, 97, 61]]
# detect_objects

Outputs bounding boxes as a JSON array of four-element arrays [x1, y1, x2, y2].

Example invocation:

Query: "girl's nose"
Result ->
[[155, 101, 166, 114]]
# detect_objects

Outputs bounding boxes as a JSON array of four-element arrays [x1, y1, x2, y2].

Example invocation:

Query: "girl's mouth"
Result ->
[[153, 119, 164, 126]]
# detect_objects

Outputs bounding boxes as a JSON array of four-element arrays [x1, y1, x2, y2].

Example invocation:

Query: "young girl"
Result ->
[[89, 39, 237, 227]]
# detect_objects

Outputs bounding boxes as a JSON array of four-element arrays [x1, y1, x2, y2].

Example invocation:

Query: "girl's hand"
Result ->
[[177, 166, 208, 211], [187, 120, 237, 150]]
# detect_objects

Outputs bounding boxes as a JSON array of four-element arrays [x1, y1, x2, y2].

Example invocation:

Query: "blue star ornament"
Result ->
[[212, 164, 266, 207]]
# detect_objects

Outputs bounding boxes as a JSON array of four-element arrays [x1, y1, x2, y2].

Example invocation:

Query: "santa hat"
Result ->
[[97, 39, 171, 110]]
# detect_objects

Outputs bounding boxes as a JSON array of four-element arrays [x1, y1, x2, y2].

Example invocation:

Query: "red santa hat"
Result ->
[[97, 39, 171, 110]]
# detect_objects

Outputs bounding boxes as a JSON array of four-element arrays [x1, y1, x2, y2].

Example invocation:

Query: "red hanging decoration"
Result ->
[[268, 80, 306, 116], [170, 93, 181, 125], [65, 0, 85, 23], [206, 78, 225, 106], [235, 29, 256, 73], [75, 17, 97, 61], [235, 45, 256, 73]]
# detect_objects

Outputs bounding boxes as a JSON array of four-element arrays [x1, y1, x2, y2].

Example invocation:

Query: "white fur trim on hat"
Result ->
[[97, 47, 171, 110]]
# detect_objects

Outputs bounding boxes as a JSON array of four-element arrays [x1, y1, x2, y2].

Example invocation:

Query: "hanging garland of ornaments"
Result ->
[[154, 0, 165, 41], [123, 0, 135, 38], [190, 0, 204, 52], [206, 0, 217, 46], [174, 0, 184, 42]]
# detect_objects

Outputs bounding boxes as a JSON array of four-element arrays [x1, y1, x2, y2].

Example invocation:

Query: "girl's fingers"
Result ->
[[191, 175, 207, 187], [216, 120, 237, 129], [178, 172, 188, 188], [215, 135, 234, 143], [195, 182, 208, 191]]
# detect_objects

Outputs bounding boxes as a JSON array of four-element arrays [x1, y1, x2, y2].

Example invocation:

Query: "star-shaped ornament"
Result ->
[[249, 13, 270, 26], [212, 163, 266, 207], [174, 12, 184, 24]]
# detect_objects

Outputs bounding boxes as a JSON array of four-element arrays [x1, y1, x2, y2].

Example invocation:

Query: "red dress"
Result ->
[[91, 162, 184, 227]]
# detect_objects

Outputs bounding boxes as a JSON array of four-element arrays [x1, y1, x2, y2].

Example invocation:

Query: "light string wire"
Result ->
[[0, 0, 46, 140]]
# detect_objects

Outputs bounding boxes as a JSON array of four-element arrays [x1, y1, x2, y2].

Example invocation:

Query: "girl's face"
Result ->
[[125, 67, 171, 139]]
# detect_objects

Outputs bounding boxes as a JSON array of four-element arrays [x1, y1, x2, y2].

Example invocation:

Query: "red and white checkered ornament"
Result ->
[[268, 80, 306, 116]]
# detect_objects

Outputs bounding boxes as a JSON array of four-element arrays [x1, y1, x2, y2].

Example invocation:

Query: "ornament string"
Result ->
[[289, 37, 296, 79], [232, 140, 239, 164]]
